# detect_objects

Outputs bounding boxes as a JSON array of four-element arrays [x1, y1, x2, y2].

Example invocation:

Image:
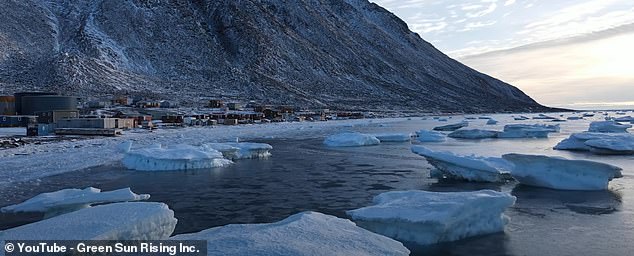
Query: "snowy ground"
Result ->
[[0, 128, 25, 137], [0, 118, 404, 189]]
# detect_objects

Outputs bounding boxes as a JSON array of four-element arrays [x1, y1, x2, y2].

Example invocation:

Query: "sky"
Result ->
[[372, 0, 634, 109]]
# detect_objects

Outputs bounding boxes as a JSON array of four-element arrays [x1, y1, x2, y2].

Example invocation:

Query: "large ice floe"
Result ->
[[497, 124, 559, 138], [411, 146, 512, 182], [486, 119, 498, 125], [1, 187, 149, 218], [0, 202, 177, 240], [122, 143, 233, 171], [614, 116, 634, 123], [554, 132, 634, 154], [370, 133, 412, 142], [171, 211, 409, 256], [448, 129, 499, 139], [588, 121, 631, 133], [323, 132, 380, 147], [433, 121, 468, 131], [201, 142, 273, 160], [346, 190, 516, 246], [502, 154, 623, 190], [415, 130, 446, 142]]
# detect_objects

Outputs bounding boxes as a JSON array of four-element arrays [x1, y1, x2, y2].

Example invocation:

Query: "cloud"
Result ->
[[460, 25, 634, 107], [465, 3, 497, 18], [370, 0, 634, 108]]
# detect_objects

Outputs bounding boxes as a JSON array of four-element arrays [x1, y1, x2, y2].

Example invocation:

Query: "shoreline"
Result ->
[[0, 118, 406, 189]]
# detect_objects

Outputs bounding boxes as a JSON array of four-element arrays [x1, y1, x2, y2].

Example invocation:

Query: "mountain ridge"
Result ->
[[0, 0, 556, 112]]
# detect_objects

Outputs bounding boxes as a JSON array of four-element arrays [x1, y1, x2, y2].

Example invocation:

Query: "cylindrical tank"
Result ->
[[20, 95, 78, 115], [0, 96, 16, 115], [14, 92, 57, 115]]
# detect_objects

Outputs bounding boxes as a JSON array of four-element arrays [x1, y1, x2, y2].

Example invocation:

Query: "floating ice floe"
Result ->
[[324, 132, 380, 147], [411, 146, 512, 182], [588, 121, 632, 133], [202, 142, 273, 159], [567, 116, 583, 120], [532, 114, 557, 120], [486, 119, 498, 125], [370, 133, 412, 142], [478, 116, 492, 119], [122, 144, 233, 171], [171, 211, 409, 256], [503, 154, 622, 190], [346, 190, 516, 246], [497, 124, 559, 138], [614, 116, 634, 123], [433, 121, 468, 131], [415, 130, 446, 142], [513, 115, 530, 120], [0, 202, 177, 240], [448, 129, 499, 139], [1, 187, 149, 218], [583, 113, 595, 117], [554, 132, 634, 154], [117, 140, 133, 153]]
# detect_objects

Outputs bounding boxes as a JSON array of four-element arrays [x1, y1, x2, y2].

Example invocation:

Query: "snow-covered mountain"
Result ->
[[0, 0, 552, 112]]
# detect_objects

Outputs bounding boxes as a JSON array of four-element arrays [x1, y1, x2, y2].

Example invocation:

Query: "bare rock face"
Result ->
[[0, 0, 550, 112]]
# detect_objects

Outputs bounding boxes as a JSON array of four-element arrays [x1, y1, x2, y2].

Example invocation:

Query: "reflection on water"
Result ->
[[1, 114, 633, 255]]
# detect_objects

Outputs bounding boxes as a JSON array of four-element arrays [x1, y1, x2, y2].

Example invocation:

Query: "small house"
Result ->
[[209, 100, 225, 108], [36, 110, 79, 124]]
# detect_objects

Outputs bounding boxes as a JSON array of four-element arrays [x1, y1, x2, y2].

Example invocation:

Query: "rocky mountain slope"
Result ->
[[0, 0, 552, 112]]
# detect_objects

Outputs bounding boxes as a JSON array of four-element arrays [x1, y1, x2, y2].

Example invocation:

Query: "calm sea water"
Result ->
[[1, 113, 633, 255]]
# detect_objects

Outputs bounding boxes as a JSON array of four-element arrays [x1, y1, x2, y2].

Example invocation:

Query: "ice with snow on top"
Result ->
[[532, 114, 556, 120], [117, 140, 133, 153], [0, 202, 177, 240], [614, 116, 634, 122], [497, 124, 559, 138], [370, 133, 412, 142], [202, 142, 272, 159], [513, 115, 529, 120], [411, 146, 512, 182], [1, 187, 149, 218], [584, 138, 634, 154], [415, 130, 446, 142], [122, 143, 232, 171], [433, 121, 468, 131], [171, 211, 409, 256], [324, 132, 380, 147], [588, 121, 631, 133], [502, 154, 622, 190], [567, 116, 583, 120], [554, 132, 634, 154], [486, 119, 498, 125], [346, 190, 516, 245], [448, 129, 499, 139]]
